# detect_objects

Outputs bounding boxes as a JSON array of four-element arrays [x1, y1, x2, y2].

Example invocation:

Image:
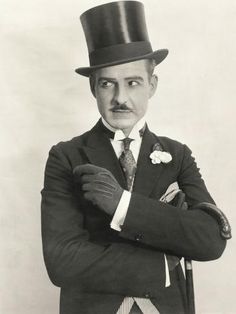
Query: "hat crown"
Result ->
[[80, 1, 150, 53], [76, 1, 168, 77]]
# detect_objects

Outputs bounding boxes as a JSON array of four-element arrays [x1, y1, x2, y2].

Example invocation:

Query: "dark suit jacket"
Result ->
[[41, 120, 226, 314]]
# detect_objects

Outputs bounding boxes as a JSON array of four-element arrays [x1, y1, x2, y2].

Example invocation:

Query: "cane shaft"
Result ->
[[185, 259, 195, 314]]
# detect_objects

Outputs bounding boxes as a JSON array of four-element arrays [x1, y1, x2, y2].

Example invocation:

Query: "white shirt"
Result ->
[[102, 117, 144, 231], [101, 118, 170, 289]]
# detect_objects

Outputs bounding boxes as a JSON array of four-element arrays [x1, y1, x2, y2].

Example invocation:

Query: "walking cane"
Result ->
[[161, 189, 196, 313], [184, 202, 232, 314], [184, 259, 195, 314], [162, 188, 231, 314]]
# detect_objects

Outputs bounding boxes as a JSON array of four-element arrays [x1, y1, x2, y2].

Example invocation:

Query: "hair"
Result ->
[[145, 58, 157, 79], [89, 59, 157, 96]]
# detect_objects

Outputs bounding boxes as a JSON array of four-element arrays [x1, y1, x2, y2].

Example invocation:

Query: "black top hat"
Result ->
[[76, 1, 168, 77]]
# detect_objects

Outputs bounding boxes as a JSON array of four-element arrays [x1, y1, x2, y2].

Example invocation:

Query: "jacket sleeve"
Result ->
[[119, 144, 226, 261], [41, 144, 166, 297]]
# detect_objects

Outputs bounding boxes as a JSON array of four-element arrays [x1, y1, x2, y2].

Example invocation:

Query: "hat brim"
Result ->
[[75, 49, 168, 77]]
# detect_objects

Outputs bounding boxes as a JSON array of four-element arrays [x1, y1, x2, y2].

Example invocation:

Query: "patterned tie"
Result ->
[[117, 137, 160, 314], [119, 138, 137, 191]]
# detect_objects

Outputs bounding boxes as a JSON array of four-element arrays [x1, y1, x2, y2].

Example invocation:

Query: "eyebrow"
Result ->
[[98, 76, 144, 82], [98, 77, 116, 82], [125, 76, 144, 82]]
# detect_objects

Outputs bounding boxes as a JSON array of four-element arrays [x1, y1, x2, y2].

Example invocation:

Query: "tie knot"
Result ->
[[122, 137, 133, 150]]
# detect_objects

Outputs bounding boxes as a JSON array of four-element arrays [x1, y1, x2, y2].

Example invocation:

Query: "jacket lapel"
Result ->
[[80, 121, 168, 195], [133, 126, 166, 197], [81, 121, 127, 188]]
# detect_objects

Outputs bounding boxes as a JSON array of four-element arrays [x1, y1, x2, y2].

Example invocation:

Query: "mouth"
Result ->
[[111, 109, 132, 113]]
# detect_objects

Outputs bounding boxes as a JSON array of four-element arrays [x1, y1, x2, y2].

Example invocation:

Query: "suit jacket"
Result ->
[[41, 120, 226, 314]]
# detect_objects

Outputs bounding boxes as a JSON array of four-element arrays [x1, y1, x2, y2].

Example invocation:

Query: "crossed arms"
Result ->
[[41, 141, 226, 297]]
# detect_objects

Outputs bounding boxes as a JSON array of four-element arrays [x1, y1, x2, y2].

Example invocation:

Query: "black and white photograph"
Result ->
[[1, 1, 235, 313]]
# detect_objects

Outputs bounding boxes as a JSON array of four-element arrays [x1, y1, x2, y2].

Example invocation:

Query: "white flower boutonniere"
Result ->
[[150, 143, 172, 164]]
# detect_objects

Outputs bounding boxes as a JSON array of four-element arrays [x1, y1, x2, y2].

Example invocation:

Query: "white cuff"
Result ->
[[110, 190, 131, 232], [164, 254, 170, 287]]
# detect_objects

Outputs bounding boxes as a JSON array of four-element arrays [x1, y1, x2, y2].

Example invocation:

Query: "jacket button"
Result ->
[[144, 292, 151, 298], [134, 234, 143, 241]]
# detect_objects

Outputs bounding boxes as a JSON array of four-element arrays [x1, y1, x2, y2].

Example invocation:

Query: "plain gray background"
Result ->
[[1, 0, 235, 313]]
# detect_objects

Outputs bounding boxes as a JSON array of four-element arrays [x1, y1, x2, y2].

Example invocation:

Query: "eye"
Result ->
[[99, 80, 114, 88], [128, 80, 139, 87]]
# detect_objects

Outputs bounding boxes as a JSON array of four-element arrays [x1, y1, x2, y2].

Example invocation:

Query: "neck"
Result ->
[[121, 127, 132, 137]]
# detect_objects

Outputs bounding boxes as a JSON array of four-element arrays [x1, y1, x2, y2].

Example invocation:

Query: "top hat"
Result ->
[[75, 1, 168, 77]]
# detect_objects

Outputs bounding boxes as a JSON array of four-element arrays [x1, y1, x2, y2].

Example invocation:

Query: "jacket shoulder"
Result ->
[[45, 130, 92, 171], [158, 135, 184, 147], [51, 130, 90, 152], [155, 135, 189, 153]]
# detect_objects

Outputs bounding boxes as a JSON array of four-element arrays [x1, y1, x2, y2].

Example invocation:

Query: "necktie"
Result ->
[[119, 138, 138, 313], [119, 138, 137, 191], [117, 137, 160, 314]]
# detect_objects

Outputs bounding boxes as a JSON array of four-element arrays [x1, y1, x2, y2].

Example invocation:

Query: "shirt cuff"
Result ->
[[164, 254, 170, 287], [110, 190, 131, 232]]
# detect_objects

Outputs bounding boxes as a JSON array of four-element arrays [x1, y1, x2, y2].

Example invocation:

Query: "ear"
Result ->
[[148, 74, 158, 98]]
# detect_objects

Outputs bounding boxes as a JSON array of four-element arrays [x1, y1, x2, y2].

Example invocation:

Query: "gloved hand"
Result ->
[[192, 202, 232, 239], [170, 190, 188, 211], [73, 164, 123, 215]]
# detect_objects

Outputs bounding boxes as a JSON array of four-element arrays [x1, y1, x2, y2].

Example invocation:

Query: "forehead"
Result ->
[[94, 59, 149, 79]]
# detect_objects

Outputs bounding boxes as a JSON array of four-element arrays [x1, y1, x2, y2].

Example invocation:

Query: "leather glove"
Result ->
[[192, 202, 232, 239], [73, 164, 123, 215], [170, 190, 188, 211]]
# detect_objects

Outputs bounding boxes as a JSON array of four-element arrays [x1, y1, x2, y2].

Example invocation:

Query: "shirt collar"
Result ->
[[101, 117, 146, 141]]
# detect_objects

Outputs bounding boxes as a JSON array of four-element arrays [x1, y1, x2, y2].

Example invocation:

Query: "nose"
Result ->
[[113, 83, 128, 105]]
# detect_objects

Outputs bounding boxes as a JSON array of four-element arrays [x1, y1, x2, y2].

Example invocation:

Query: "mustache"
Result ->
[[111, 102, 131, 111]]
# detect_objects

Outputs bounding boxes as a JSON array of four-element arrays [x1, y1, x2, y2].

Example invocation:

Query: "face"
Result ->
[[93, 60, 157, 135]]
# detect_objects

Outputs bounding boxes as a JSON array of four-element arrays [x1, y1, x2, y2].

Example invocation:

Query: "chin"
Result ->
[[109, 118, 135, 131]]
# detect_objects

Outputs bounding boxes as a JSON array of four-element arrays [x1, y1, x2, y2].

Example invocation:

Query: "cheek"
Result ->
[[96, 89, 113, 104], [97, 101, 107, 117], [138, 104, 148, 117], [130, 90, 149, 112], [96, 93, 113, 116]]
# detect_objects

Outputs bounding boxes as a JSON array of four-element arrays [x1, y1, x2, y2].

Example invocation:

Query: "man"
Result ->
[[41, 2, 230, 314]]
